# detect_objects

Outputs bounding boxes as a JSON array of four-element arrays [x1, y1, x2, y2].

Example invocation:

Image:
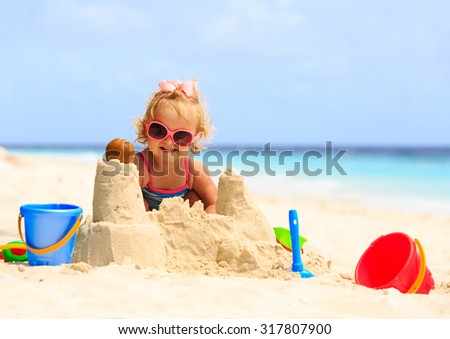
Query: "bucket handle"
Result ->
[[18, 213, 83, 255], [406, 238, 427, 294]]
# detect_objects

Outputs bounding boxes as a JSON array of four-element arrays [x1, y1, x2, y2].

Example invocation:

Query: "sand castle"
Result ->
[[73, 159, 165, 267], [73, 158, 328, 278]]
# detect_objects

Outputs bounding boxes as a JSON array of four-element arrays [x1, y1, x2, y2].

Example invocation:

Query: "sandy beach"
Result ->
[[1, 148, 449, 319]]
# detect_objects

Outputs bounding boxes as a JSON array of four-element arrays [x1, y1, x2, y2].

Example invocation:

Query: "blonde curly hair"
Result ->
[[134, 80, 213, 154]]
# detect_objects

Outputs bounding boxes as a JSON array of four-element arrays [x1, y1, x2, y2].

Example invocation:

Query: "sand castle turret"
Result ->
[[216, 168, 274, 242], [92, 159, 148, 224]]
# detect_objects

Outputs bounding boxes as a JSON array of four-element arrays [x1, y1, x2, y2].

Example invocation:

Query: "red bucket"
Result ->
[[355, 232, 435, 294]]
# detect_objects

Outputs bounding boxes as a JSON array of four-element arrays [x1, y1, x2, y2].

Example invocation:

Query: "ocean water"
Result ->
[[202, 146, 450, 215], [5, 145, 450, 215]]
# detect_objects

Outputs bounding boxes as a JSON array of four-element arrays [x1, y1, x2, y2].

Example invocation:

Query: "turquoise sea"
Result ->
[[5, 144, 450, 215]]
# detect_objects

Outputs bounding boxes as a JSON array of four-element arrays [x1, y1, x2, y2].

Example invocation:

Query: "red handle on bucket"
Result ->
[[18, 213, 83, 255], [407, 238, 427, 294]]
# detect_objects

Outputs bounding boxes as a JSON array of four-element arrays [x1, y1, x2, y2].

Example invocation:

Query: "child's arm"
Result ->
[[190, 158, 217, 214]]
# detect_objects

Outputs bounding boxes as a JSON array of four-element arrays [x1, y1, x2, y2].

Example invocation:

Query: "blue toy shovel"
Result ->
[[289, 209, 314, 278]]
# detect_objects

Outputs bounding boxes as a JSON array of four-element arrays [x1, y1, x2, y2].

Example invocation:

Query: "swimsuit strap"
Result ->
[[184, 156, 190, 185], [136, 152, 152, 187], [136, 151, 190, 191]]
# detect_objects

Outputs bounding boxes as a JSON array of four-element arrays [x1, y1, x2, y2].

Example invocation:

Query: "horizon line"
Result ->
[[2, 142, 450, 152]]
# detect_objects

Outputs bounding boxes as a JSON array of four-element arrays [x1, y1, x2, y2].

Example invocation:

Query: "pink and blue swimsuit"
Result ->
[[136, 152, 190, 211]]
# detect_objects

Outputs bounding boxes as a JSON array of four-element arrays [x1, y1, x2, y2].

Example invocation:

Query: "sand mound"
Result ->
[[73, 159, 330, 279]]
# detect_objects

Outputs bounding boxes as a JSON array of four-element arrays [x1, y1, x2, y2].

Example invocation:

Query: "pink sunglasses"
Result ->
[[146, 121, 195, 146]]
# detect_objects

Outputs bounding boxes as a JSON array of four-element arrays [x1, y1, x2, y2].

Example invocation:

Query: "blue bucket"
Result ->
[[19, 203, 83, 266]]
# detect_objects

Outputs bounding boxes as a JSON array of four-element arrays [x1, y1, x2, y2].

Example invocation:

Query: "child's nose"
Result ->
[[161, 135, 175, 146]]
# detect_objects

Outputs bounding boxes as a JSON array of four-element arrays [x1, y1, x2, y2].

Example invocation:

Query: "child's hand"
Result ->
[[105, 138, 135, 163]]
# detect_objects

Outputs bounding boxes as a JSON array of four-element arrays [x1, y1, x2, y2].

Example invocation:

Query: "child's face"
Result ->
[[146, 102, 197, 159]]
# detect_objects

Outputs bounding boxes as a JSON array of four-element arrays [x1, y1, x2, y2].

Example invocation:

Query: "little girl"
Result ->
[[133, 79, 217, 214]]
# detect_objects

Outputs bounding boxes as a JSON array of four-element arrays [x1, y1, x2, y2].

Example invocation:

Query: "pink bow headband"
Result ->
[[158, 79, 198, 97]]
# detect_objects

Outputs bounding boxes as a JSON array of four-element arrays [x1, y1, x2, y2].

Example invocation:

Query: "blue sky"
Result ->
[[1, 0, 449, 147]]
